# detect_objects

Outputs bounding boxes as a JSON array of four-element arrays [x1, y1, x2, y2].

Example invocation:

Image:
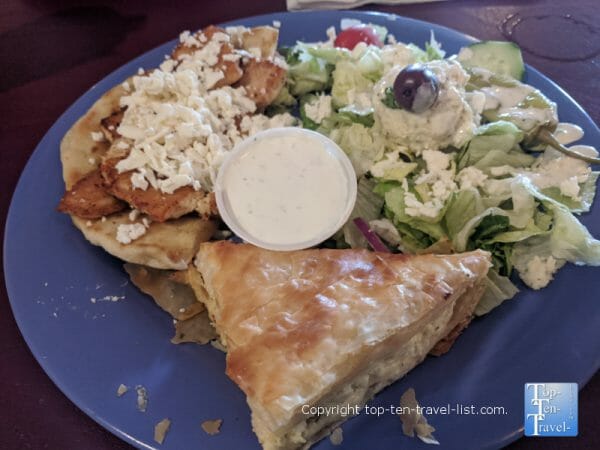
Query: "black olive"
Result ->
[[392, 64, 440, 113]]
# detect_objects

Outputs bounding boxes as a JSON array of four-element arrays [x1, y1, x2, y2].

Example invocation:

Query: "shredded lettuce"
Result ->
[[285, 44, 333, 96], [444, 189, 485, 240], [541, 172, 599, 213], [331, 60, 374, 108], [329, 123, 384, 177], [307, 46, 351, 64], [370, 152, 417, 182], [458, 121, 534, 170], [341, 177, 384, 249], [308, 45, 384, 81], [318, 106, 375, 132], [509, 177, 600, 281], [384, 187, 446, 243], [474, 270, 520, 316], [299, 94, 321, 130]]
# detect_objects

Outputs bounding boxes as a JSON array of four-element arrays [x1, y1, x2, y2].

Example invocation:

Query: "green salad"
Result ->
[[268, 20, 600, 315]]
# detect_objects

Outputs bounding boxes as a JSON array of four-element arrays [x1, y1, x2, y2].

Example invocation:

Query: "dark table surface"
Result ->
[[1, 0, 598, 449]]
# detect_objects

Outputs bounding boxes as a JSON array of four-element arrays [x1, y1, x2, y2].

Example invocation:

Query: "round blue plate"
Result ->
[[4, 10, 600, 450]]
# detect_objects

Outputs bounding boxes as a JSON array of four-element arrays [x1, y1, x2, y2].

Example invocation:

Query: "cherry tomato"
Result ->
[[334, 25, 383, 50]]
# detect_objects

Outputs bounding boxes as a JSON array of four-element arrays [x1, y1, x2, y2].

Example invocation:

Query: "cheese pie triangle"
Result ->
[[194, 241, 491, 450]]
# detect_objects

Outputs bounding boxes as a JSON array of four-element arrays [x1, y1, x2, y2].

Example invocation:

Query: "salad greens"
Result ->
[[274, 21, 600, 315]]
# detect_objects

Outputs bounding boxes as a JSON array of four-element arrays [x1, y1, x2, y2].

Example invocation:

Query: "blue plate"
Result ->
[[4, 10, 600, 450]]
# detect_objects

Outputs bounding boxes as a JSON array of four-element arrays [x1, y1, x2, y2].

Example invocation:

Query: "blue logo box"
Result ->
[[524, 383, 578, 437]]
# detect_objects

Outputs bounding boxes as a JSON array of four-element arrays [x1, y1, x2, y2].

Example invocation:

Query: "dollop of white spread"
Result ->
[[222, 132, 352, 247], [373, 60, 477, 153]]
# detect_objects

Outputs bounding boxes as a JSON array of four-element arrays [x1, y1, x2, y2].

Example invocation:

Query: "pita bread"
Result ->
[[60, 81, 216, 270], [194, 242, 491, 450]]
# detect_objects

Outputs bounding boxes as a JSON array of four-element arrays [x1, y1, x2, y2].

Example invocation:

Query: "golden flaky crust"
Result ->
[[195, 242, 491, 449], [59, 80, 216, 269]]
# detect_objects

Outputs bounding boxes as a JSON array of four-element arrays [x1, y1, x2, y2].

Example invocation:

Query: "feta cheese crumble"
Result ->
[[405, 150, 457, 219], [116, 223, 147, 244], [304, 94, 332, 124], [457, 166, 488, 190], [113, 29, 293, 196], [517, 255, 561, 290], [90, 131, 105, 142]]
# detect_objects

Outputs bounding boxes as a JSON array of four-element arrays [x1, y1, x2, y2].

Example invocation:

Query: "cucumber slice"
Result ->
[[458, 41, 525, 80]]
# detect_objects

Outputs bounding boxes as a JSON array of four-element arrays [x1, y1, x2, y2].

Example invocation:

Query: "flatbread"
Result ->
[[194, 242, 491, 450], [60, 81, 216, 270]]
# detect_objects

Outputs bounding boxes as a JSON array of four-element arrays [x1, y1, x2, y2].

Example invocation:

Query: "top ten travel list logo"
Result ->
[[524, 383, 578, 437]]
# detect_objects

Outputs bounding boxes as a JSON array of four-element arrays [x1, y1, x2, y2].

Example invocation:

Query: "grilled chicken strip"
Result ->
[[58, 169, 127, 219], [100, 107, 126, 143], [236, 58, 286, 109], [101, 157, 217, 223], [172, 25, 243, 88]]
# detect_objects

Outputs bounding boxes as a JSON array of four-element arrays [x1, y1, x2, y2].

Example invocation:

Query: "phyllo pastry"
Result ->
[[194, 241, 491, 450]]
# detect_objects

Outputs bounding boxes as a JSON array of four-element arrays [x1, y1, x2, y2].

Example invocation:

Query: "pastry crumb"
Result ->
[[210, 340, 227, 352], [154, 418, 171, 444], [116, 384, 128, 397], [399, 388, 439, 445], [330, 427, 343, 445], [136, 385, 148, 412], [201, 419, 222, 435]]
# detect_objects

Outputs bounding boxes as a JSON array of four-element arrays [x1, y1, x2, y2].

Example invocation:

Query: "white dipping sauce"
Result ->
[[217, 129, 356, 250], [555, 122, 584, 145]]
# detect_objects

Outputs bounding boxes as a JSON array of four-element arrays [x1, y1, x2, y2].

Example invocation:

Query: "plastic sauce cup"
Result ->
[[215, 127, 357, 251]]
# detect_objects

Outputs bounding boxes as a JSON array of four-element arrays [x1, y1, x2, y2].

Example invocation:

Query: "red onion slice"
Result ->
[[353, 217, 391, 253]]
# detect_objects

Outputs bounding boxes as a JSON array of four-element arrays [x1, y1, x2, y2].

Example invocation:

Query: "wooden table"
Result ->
[[1, 0, 598, 449]]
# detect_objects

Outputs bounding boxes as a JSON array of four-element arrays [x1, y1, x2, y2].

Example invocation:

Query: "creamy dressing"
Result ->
[[220, 131, 355, 248], [555, 122, 584, 145], [568, 144, 599, 158], [481, 84, 533, 110], [480, 84, 555, 131]]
